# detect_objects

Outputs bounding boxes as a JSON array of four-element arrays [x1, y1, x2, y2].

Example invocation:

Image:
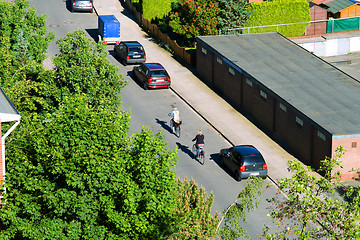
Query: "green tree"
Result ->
[[169, 0, 220, 46], [0, 0, 54, 117], [0, 27, 220, 238], [1, 92, 182, 239], [0, 0, 54, 88], [169, 178, 219, 239], [52, 30, 125, 111], [217, 176, 264, 239], [263, 146, 360, 239], [217, 0, 252, 33]]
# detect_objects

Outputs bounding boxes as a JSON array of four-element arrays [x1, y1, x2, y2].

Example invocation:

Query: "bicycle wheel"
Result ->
[[192, 144, 197, 157], [175, 126, 180, 138], [199, 151, 205, 165]]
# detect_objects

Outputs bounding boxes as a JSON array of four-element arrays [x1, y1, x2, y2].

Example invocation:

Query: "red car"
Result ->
[[132, 63, 171, 90]]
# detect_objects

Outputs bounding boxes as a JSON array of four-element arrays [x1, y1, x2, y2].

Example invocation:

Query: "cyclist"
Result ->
[[192, 130, 205, 158], [169, 106, 181, 134]]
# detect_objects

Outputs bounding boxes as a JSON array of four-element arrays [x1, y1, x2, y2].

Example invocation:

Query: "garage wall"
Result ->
[[196, 42, 213, 86], [196, 42, 334, 170], [295, 34, 360, 57], [332, 136, 360, 180]]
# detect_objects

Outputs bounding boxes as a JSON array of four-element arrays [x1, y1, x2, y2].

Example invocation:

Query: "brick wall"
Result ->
[[196, 42, 214, 86], [333, 137, 360, 180], [307, 5, 327, 36]]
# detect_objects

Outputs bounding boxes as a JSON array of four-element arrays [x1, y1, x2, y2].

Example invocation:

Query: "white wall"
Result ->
[[296, 35, 360, 57]]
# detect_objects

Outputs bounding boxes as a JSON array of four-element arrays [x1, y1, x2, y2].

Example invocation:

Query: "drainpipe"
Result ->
[[1, 120, 20, 196]]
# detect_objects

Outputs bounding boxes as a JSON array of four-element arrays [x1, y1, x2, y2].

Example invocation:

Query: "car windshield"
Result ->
[[150, 70, 168, 77], [129, 47, 143, 53], [243, 156, 264, 166]]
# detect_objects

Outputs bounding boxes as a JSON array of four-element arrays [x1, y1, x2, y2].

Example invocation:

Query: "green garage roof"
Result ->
[[324, 0, 355, 14], [197, 33, 360, 137]]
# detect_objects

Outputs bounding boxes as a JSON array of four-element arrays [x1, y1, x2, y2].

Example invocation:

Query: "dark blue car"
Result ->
[[220, 145, 268, 181], [114, 41, 146, 65]]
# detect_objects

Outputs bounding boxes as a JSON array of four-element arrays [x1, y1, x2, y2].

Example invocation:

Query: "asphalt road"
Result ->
[[28, 0, 284, 238]]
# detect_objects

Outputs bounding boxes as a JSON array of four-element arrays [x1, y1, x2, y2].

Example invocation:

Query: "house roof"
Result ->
[[0, 87, 20, 123], [323, 0, 355, 13], [196, 33, 360, 137]]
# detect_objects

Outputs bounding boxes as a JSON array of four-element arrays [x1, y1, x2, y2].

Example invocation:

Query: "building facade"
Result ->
[[0, 87, 20, 192]]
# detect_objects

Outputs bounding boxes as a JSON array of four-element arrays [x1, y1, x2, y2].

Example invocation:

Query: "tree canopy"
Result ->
[[169, 0, 220, 46], [263, 146, 360, 239], [0, 1, 220, 239], [217, 0, 251, 32]]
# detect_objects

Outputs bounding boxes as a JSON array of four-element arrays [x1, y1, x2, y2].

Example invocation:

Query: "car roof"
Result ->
[[232, 145, 261, 156], [143, 63, 165, 71], [122, 41, 143, 47]]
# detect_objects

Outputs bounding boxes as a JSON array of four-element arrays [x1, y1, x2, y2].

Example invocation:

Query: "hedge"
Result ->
[[246, 0, 310, 37]]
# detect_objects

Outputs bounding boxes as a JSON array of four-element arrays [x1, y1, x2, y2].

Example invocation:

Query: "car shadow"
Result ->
[[176, 142, 196, 160], [65, 0, 71, 12], [85, 28, 99, 43], [155, 118, 172, 135], [128, 70, 144, 89], [210, 153, 235, 179]]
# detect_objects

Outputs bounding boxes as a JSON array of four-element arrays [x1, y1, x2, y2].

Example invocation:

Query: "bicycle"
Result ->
[[168, 113, 181, 138], [173, 120, 181, 138], [192, 144, 205, 165]]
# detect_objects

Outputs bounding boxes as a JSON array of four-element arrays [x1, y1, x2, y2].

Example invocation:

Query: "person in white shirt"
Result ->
[[169, 106, 180, 133]]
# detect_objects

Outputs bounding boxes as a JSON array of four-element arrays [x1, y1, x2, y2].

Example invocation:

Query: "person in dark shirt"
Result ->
[[192, 130, 204, 158]]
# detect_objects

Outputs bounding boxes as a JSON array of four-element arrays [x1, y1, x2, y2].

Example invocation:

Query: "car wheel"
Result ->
[[262, 175, 267, 180], [90, 8, 93, 13], [143, 82, 148, 90], [235, 170, 241, 181]]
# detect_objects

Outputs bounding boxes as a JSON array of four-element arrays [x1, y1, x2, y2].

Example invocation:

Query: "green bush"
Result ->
[[142, 0, 172, 21], [246, 0, 310, 37]]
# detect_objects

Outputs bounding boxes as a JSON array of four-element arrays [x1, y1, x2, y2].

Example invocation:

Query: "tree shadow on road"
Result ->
[[176, 142, 196, 160], [155, 118, 172, 134]]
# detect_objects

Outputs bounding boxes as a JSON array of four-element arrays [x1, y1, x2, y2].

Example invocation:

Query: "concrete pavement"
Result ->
[[92, 0, 360, 185]]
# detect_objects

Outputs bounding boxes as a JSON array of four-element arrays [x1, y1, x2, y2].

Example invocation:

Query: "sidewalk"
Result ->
[[92, 0, 359, 184]]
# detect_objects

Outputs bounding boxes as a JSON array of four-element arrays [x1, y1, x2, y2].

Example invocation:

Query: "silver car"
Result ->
[[71, 0, 93, 13]]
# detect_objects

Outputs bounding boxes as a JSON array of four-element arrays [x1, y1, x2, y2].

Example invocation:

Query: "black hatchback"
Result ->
[[114, 41, 146, 65], [220, 145, 267, 181]]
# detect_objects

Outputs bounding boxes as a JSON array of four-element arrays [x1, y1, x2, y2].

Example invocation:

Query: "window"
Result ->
[[246, 79, 253, 86], [229, 67, 235, 75], [352, 142, 357, 148], [217, 57, 223, 64], [296, 116, 303, 126], [201, 47, 207, 54], [279, 103, 287, 112], [317, 130, 326, 141], [260, 90, 267, 99]]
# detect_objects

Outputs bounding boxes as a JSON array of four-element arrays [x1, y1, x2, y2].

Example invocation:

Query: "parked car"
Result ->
[[71, 0, 93, 13], [132, 63, 171, 90], [114, 41, 146, 65], [219, 145, 267, 181]]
